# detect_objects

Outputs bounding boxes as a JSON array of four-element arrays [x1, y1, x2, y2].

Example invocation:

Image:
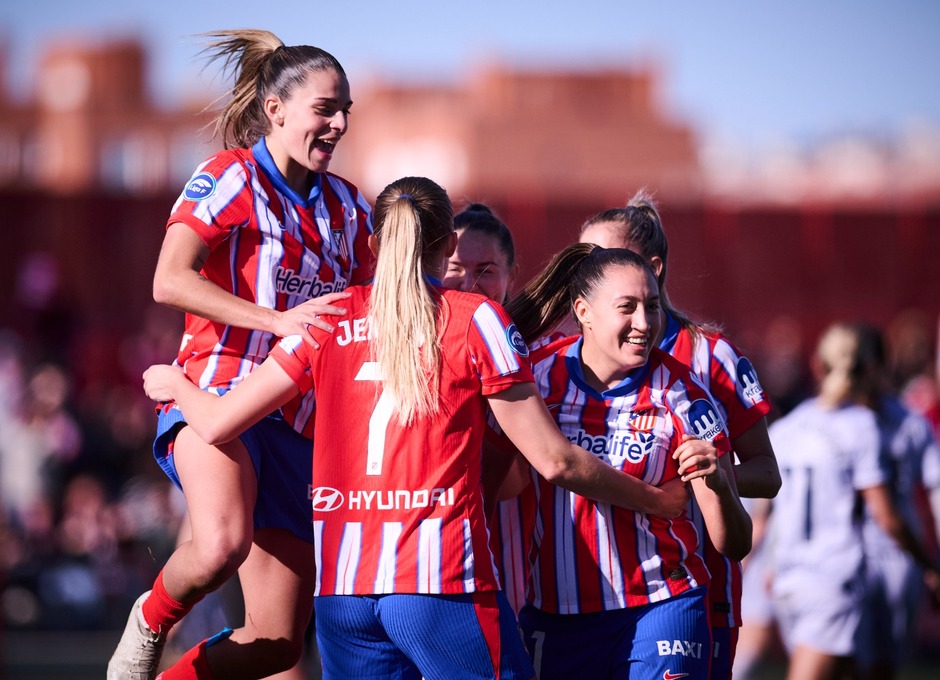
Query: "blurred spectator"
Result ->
[[886, 309, 935, 393], [0, 320, 182, 634], [11, 251, 78, 368], [756, 314, 813, 420], [0, 362, 81, 529]]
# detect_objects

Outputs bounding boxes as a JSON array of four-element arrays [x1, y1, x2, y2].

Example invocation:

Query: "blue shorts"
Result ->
[[710, 626, 739, 680], [315, 591, 535, 680], [856, 551, 921, 666], [518, 587, 711, 680], [154, 405, 314, 544]]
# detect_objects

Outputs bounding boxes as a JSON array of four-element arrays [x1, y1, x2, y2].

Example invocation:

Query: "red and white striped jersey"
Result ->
[[659, 313, 771, 440], [489, 481, 538, 614], [168, 139, 374, 438], [526, 337, 729, 614], [270, 285, 534, 596], [660, 312, 772, 628]]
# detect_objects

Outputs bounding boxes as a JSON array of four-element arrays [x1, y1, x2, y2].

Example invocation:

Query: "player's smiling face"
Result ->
[[267, 68, 352, 188], [575, 263, 662, 388], [443, 229, 516, 303]]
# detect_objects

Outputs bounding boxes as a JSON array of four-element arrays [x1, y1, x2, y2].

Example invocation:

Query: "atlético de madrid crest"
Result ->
[[630, 410, 659, 432]]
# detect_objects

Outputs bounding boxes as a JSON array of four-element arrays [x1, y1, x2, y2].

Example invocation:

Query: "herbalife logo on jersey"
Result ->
[[275, 266, 347, 300], [568, 427, 656, 465]]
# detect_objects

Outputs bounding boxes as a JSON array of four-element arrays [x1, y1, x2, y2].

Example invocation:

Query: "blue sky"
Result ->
[[2, 1, 938, 152]]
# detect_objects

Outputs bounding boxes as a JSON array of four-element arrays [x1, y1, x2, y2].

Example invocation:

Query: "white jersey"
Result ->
[[925, 436, 940, 489], [862, 395, 940, 556], [768, 398, 886, 597]]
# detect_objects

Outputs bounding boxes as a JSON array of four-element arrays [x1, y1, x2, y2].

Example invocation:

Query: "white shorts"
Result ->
[[772, 581, 861, 656], [740, 539, 774, 626]]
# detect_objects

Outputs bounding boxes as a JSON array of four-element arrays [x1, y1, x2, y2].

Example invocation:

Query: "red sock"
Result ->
[[155, 639, 213, 680], [141, 570, 202, 634]]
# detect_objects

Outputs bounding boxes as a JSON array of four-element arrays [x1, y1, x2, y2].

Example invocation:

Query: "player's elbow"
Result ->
[[537, 454, 577, 487], [736, 453, 782, 499], [194, 421, 241, 448], [764, 467, 782, 499], [152, 268, 191, 309], [152, 275, 175, 307], [722, 533, 753, 563]]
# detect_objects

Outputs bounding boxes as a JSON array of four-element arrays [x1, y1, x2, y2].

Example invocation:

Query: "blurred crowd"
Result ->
[[0, 251, 185, 632]]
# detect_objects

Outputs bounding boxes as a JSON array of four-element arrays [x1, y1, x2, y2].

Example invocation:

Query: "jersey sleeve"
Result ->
[[666, 373, 732, 457], [706, 335, 772, 439], [166, 152, 254, 250], [467, 301, 534, 395], [269, 335, 315, 393], [849, 410, 888, 491]]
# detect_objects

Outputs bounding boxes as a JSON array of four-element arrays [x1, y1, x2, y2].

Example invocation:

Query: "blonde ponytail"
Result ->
[[370, 178, 454, 425], [815, 323, 859, 407]]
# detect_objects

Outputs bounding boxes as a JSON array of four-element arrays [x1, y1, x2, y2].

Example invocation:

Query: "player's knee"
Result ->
[[191, 534, 252, 585]]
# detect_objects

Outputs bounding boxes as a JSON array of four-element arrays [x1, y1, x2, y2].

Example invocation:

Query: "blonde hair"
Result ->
[[815, 322, 885, 407], [815, 323, 861, 407], [370, 177, 454, 425], [198, 29, 347, 149]]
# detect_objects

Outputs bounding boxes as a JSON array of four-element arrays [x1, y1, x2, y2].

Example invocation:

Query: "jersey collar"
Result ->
[[252, 138, 323, 207], [564, 336, 652, 399], [658, 310, 681, 353]]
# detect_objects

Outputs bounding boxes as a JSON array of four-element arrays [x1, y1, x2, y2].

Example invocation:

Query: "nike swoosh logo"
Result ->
[[664, 672, 689, 680]]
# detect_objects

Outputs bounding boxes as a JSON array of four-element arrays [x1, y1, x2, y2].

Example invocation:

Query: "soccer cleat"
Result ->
[[107, 591, 167, 680]]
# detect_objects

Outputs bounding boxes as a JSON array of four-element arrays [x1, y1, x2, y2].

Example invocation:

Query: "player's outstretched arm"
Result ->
[[487, 383, 688, 519], [143, 359, 300, 445]]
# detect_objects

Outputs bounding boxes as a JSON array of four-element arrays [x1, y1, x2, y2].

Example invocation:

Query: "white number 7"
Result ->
[[354, 361, 394, 476]]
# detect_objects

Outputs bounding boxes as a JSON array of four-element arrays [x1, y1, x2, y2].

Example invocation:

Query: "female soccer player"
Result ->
[[442, 203, 519, 304], [139, 176, 693, 680], [768, 322, 940, 680], [498, 243, 751, 679], [578, 191, 779, 678], [848, 325, 940, 679], [108, 30, 373, 680]]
